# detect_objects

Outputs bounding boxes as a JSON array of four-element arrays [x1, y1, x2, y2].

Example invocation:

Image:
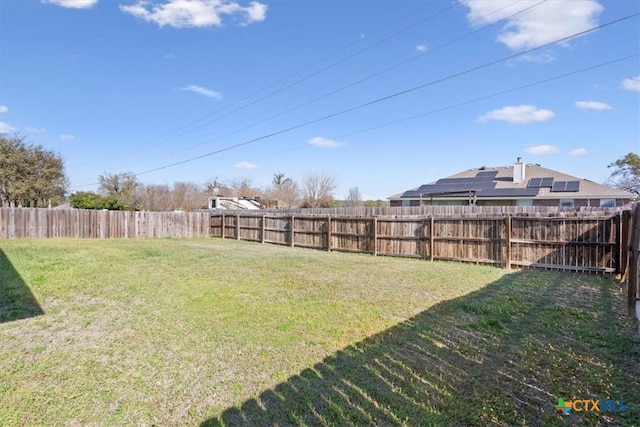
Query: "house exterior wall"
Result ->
[[475, 200, 513, 206], [391, 197, 633, 207], [618, 198, 633, 207], [532, 199, 561, 207]]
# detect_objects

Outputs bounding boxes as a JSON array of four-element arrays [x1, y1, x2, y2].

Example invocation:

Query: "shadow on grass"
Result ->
[[203, 270, 640, 426], [0, 248, 43, 323]]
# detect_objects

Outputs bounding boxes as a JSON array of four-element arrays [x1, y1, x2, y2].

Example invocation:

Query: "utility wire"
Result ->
[[338, 53, 638, 138], [70, 12, 639, 188], [77, 0, 448, 164], [107, 0, 542, 165], [130, 13, 638, 177], [165, 54, 640, 169]]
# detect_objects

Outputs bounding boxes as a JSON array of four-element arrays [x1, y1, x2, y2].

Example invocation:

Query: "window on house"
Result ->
[[600, 199, 616, 208], [516, 199, 533, 207], [559, 199, 574, 208], [401, 200, 410, 207]]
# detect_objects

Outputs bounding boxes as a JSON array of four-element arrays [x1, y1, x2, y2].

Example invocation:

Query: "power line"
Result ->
[[340, 54, 639, 138], [128, 13, 638, 177], [70, 12, 639, 189], [109, 0, 543, 165], [73, 0, 450, 166], [71, 52, 637, 190], [195, 54, 640, 167]]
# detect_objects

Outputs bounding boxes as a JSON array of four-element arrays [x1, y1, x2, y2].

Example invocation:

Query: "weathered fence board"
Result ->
[[0, 208, 210, 239], [2, 207, 633, 275], [210, 211, 626, 274], [214, 205, 625, 217], [627, 203, 640, 317]]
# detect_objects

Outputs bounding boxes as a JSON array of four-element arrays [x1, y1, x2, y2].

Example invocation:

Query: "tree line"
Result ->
[[69, 170, 385, 211], [2, 134, 638, 210]]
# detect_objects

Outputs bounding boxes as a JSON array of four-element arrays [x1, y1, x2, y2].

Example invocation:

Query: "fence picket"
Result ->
[[210, 210, 628, 274]]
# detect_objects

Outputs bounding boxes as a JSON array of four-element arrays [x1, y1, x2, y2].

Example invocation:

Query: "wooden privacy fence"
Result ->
[[626, 203, 640, 318], [230, 205, 623, 217], [211, 212, 627, 274], [0, 208, 210, 239]]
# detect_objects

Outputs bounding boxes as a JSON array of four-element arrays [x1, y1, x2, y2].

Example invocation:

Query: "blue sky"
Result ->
[[1, 0, 638, 200]]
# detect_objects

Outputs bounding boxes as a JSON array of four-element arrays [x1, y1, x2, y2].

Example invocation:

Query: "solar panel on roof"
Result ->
[[541, 177, 554, 187], [436, 178, 459, 185], [551, 181, 579, 192], [475, 171, 498, 179], [566, 181, 580, 191], [528, 177, 554, 188], [528, 178, 542, 188]]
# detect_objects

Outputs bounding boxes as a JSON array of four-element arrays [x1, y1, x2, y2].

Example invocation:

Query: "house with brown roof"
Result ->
[[389, 158, 635, 208]]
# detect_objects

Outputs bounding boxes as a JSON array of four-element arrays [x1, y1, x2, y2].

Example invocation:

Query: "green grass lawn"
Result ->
[[1, 238, 638, 426]]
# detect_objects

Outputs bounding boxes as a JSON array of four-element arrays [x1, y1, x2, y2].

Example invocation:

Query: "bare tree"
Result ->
[[345, 186, 362, 207], [269, 173, 300, 208], [135, 184, 171, 211], [227, 177, 260, 198], [206, 177, 230, 197], [134, 182, 208, 211], [301, 171, 337, 208], [171, 182, 208, 211]]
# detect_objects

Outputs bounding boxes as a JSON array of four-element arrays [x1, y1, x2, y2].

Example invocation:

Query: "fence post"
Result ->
[[429, 216, 435, 261], [261, 215, 266, 244], [505, 215, 512, 269], [628, 203, 640, 317], [236, 214, 240, 240], [620, 210, 630, 279], [327, 216, 332, 251], [290, 215, 295, 247], [221, 214, 225, 239], [372, 217, 378, 256], [615, 213, 621, 274]]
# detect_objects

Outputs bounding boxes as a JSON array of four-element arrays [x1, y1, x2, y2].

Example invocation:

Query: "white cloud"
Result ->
[[525, 145, 560, 155], [0, 121, 18, 134], [477, 105, 555, 124], [575, 100, 612, 111], [461, 0, 602, 51], [59, 134, 76, 141], [25, 127, 47, 133], [569, 148, 589, 156], [42, 0, 98, 9], [308, 136, 340, 148], [120, 0, 268, 28], [416, 44, 428, 53], [0, 105, 7, 113], [621, 75, 640, 92], [243, 1, 267, 25], [233, 160, 257, 170], [180, 85, 223, 100]]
